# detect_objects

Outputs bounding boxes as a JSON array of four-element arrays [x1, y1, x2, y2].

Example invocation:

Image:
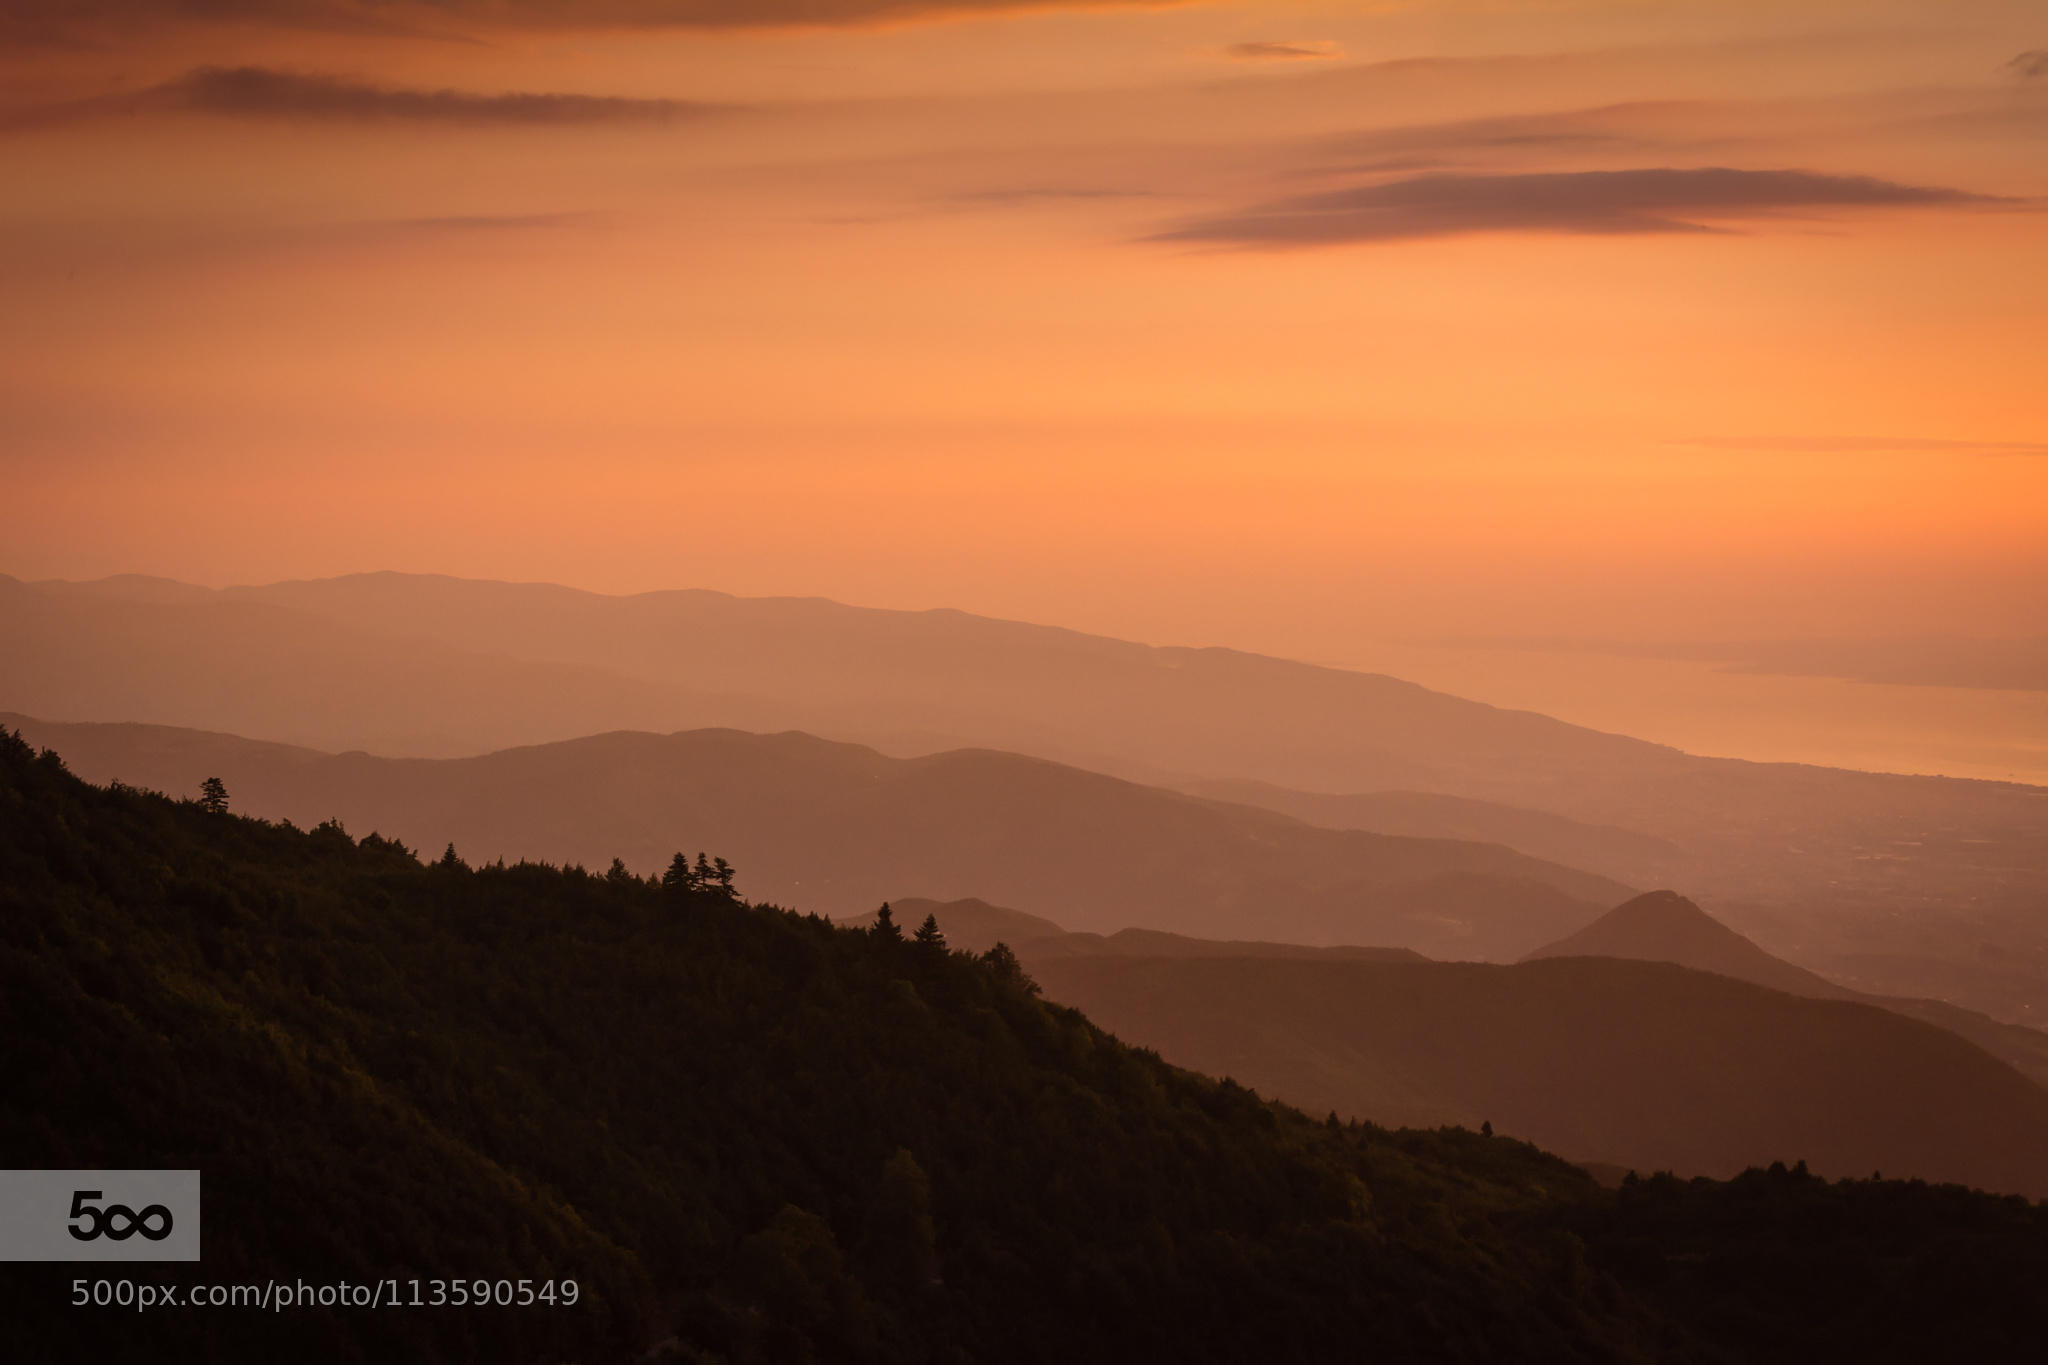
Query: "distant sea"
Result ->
[[1334, 643, 2048, 786]]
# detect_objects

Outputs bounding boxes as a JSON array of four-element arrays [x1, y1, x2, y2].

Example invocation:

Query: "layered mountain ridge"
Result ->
[[0, 714, 1625, 960], [875, 895, 2048, 1193], [5, 568, 2046, 1023]]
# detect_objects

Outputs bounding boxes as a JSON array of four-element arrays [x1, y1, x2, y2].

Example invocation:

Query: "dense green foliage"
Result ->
[[4, 731, 2046, 1362]]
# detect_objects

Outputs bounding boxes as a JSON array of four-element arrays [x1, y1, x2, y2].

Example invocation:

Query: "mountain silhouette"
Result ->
[[1028, 950, 2048, 1196], [867, 898, 1427, 964], [1524, 891, 2048, 1086], [1185, 780, 1687, 891], [869, 894, 2048, 1178], [1525, 890, 1842, 996], [2, 716, 1629, 959], [6, 570, 2045, 1023], [874, 897, 1068, 946]]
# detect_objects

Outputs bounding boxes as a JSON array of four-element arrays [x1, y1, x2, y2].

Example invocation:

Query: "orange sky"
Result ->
[[2, 2, 2044, 679]]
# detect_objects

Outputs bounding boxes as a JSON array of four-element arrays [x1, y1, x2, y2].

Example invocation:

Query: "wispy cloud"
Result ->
[[2007, 50, 2048, 81], [4, 66, 715, 129], [944, 186, 1160, 204], [160, 66, 707, 124], [382, 212, 599, 233], [1226, 41, 1342, 62], [2, 0, 1162, 50], [1150, 167, 2008, 247]]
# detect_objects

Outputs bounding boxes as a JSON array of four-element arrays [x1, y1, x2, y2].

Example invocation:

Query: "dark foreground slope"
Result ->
[[6, 736, 2048, 1364], [1030, 954, 2048, 1196], [870, 897, 2048, 1173], [4, 716, 1629, 959]]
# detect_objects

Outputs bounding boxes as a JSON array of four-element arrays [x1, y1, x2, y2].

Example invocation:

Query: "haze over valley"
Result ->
[[9, 570, 2046, 1024]]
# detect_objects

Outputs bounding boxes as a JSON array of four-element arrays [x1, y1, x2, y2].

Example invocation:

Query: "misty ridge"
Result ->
[[5, 718, 1628, 961], [6, 569, 2047, 1026]]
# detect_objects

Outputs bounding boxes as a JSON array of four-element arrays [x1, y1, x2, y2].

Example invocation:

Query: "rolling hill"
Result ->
[[1183, 779, 1689, 892], [1028, 951, 2048, 1196], [1524, 892, 2048, 1087], [869, 898, 1427, 964], [1526, 891, 1843, 997], [0, 716, 1630, 959], [1, 570, 2034, 892], [866, 895, 2048, 1189], [7, 569, 2046, 1022]]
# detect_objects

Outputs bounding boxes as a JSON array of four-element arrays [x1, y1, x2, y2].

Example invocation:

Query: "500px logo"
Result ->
[[1, 1171, 200, 1261], [68, 1191, 174, 1243]]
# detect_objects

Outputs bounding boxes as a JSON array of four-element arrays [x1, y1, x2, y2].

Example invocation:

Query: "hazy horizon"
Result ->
[[6, 1, 2044, 796], [15, 564, 2044, 784]]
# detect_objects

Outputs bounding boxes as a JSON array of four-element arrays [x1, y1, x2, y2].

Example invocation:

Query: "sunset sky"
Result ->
[[3, 0, 2043, 773]]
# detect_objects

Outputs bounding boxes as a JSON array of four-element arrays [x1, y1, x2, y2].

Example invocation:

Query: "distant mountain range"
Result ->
[[882, 894, 2048, 1194], [36, 691, 2033, 1190], [5, 569, 2046, 1021], [1522, 890, 2048, 1087], [1526, 890, 1842, 994], [868, 899, 1429, 965], [1182, 780, 1686, 891], [3, 716, 1629, 959], [1036, 951, 2048, 1196]]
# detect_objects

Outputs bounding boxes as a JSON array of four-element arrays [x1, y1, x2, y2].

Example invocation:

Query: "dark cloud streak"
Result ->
[[4, 66, 714, 128], [944, 186, 1159, 203], [1151, 167, 2006, 247], [1227, 41, 1340, 62], [4, 0, 1165, 48], [385, 212, 599, 232], [169, 66, 706, 123]]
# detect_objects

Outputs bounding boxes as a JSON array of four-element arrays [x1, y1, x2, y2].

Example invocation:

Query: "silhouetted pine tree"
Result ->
[[872, 903, 902, 942], [197, 776, 229, 815], [979, 941, 1039, 995], [662, 852, 698, 893], [913, 914, 946, 951]]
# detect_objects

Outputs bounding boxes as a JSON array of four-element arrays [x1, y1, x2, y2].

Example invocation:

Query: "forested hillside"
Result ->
[[5, 732, 2047, 1363]]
